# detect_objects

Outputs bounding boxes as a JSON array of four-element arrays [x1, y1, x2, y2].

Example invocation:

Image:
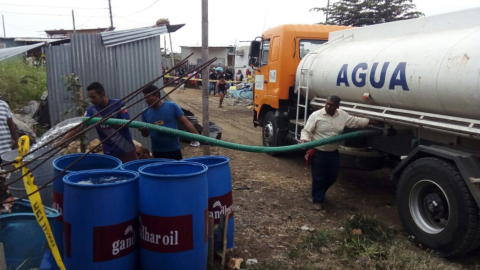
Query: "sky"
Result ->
[[1, 0, 479, 52]]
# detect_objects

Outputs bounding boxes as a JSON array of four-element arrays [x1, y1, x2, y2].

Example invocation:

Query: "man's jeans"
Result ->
[[311, 150, 340, 203]]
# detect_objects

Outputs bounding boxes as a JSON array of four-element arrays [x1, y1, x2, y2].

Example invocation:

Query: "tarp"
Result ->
[[0, 42, 44, 61]]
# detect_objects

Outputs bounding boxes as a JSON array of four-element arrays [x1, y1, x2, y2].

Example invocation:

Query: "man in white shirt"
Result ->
[[0, 99, 19, 164], [300, 94, 378, 210]]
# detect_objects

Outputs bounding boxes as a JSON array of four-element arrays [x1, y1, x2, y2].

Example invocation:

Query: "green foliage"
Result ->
[[62, 73, 90, 118], [61, 73, 90, 152], [0, 59, 47, 110], [310, 0, 424, 26]]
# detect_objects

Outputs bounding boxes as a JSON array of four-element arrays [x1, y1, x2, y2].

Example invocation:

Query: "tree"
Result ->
[[310, 0, 424, 26]]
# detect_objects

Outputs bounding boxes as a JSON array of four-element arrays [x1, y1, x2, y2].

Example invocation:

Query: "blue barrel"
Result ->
[[183, 156, 235, 249], [121, 158, 172, 172], [139, 162, 208, 270], [0, 200, 59, 270], [51, 154, 122, 260], [63, 169, 139, 270]]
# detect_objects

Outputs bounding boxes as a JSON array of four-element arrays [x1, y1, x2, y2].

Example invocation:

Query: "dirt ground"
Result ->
[[167, 86, 480, 269]]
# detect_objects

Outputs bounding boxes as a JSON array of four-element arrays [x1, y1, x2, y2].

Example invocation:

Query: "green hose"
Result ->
[[84, 117, 384, 153]]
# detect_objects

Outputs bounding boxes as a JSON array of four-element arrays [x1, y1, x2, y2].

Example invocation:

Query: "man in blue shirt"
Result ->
[[140, 85, 200, 160], [58, 82, 137, 163]]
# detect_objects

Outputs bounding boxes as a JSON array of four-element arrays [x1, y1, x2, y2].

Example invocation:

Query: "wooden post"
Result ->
[[221, 210, 230, 267], [208, 216, 214, 266], [72, 10, 76, 33], [201, 0, 211, 155], [2, 15, 5, 38], [168, 32, 175, 68]]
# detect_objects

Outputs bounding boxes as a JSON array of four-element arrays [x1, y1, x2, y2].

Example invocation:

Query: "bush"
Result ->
[[0, 59, 47, 110]]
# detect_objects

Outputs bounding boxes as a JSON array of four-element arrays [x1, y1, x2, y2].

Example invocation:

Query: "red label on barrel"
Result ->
[[139, 213, 193, 253], [64, 221, 71, 258], [209, 191, 233, 224], [92, 218, 138, 262], [52, 189, 63, 222]]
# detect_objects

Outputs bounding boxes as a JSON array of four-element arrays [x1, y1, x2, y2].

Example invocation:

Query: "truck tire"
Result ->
[[396, 157, 480, 257], [262, 111, 280, 156]]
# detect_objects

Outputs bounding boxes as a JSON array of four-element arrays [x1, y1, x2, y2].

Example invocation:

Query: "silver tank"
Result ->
[[296, 8, 480, 120]]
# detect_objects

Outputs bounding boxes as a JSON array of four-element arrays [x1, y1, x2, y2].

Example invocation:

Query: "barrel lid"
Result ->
[[0, 199, 60, 219], [183, 155, 230, 168], [63, 169, 139, 187], [139, 162, 208, 178], [53, 153, 122, 173]]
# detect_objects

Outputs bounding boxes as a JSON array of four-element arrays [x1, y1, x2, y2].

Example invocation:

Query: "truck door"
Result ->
[[254, 38, 270, 105]]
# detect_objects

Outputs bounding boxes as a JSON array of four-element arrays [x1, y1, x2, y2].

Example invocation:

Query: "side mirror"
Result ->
[[249, 41, 261, 67]]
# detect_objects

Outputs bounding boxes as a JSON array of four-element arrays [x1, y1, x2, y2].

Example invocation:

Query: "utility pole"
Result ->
[[72, 10, 76, 33], [108, 0, 114, 30], [201, 0, 210, 155], [2, 15, 5, 37], [325, 0, 330, 23], [168, 32, 175, 68]]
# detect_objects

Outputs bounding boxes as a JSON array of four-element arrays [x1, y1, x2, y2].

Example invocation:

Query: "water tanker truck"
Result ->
[[248, 8, 480, 256]]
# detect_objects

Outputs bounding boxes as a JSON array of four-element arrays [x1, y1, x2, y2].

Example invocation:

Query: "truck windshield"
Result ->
[[299, 39, 327, 59]]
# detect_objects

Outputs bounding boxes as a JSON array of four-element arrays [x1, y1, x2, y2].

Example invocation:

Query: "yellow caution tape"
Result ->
[[164, 75, 244, 83], [13, 136, 66, 270]]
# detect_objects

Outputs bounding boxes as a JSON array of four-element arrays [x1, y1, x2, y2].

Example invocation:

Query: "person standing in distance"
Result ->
[[139, 85, 200, 160]]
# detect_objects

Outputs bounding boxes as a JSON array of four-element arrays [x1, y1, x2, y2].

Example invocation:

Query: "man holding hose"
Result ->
[[139, 85, 200, 160], [301, 94, 380, 210], [57, 82, 137, 163]]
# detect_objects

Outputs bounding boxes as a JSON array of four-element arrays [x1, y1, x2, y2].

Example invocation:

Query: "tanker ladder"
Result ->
[[293, 52, 319, 141]]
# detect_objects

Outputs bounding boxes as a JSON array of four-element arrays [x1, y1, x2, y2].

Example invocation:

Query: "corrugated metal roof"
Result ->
[[14, 38, 64, 43], [46, 33, 165, 149], [101, 26, 168, 47], [0, 42, 44, 61]]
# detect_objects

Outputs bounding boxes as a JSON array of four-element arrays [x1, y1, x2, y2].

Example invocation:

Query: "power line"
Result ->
[[116, 0, 160, 17], [0, 10, 107, 18], [4, 22, 39, 33], [78, 1, 108, 28], [0, 2, 106, 10], [113, 15, 149, 25]]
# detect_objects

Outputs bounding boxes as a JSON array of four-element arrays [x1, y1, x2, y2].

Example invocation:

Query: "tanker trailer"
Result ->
[[293, 8, 480, 256]]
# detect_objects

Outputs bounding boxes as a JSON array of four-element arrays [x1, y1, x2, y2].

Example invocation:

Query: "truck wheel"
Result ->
[[396, 157, 480, 257], [262, 111, 280, 156]]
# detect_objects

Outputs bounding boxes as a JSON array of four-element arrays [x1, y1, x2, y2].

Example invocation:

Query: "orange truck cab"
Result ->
[[249, 24, 351, 147]]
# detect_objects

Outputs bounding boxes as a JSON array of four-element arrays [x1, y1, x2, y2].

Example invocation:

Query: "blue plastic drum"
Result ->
[[0, 200, 59, 270], [121, 158, 172, 172], [51, 154, 122, 259], [183, 156, 235, 249], [139, 162, 208, 270], [63, 169, 139, 270]]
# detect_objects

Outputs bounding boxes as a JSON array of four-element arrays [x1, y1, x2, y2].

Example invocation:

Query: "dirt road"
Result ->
[[168, 87, 479, 269]]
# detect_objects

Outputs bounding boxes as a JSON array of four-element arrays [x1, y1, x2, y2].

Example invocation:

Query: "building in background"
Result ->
[[234, 45, 253, 79], [180, 45, 234, 67], [45, 28, 111, 39]]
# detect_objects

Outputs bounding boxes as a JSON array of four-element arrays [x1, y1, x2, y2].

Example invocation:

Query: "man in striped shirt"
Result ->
[[0, 99, 19, 163]]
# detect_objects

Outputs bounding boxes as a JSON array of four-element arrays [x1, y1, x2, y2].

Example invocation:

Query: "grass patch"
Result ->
[[0, 59, 47, 110], [259, 214, 466, 270]]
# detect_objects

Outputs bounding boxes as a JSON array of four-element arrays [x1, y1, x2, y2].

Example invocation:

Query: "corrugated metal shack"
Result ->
[[45, 26, 181, 148]]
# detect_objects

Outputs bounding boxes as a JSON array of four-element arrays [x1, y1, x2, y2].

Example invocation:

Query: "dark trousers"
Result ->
[[153, 149, 183, 160], [311, 150, 340, 203]]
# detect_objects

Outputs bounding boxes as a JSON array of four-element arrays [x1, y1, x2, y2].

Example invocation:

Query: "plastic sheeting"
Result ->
[[0, 43, 44, 61]]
